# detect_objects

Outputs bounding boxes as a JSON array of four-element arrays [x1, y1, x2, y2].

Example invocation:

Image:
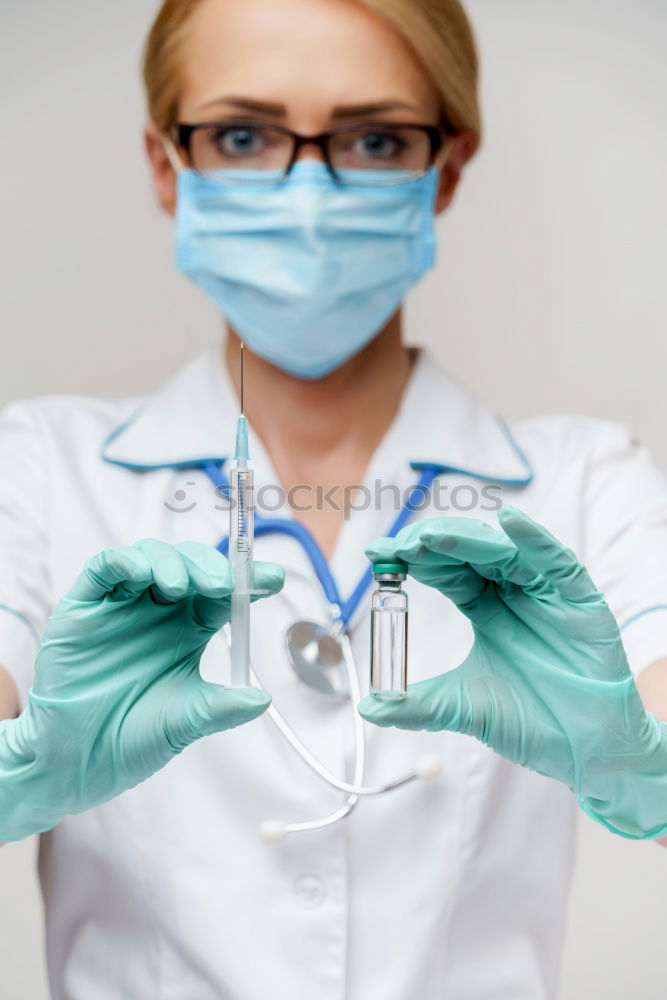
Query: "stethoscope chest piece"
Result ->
[[285, 621, 349, 698]]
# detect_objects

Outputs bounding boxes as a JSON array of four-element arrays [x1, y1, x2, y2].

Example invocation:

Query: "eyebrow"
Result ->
[[198, 96, 421, 118], [331, 101, 420, 119]]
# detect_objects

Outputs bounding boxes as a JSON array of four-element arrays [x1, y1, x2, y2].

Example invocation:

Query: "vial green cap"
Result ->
[[372, 560, 408, 576]]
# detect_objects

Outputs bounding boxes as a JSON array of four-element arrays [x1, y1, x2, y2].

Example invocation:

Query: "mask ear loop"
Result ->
[[433, 137, 454, 172], [162, 135, 185, 174]]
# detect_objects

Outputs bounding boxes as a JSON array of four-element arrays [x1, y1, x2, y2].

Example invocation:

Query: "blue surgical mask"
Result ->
[[175, 161, 439, 379]]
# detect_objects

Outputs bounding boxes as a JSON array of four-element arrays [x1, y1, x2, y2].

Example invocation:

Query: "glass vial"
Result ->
[[370, 561, 408, 699]]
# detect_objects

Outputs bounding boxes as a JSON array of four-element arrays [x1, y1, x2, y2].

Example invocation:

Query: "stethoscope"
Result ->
[[202, 461, 445, 842]]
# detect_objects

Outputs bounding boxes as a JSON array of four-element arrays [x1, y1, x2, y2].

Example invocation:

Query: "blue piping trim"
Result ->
[[100, 408, 228, 471], [100, 402, 534, 486], [410, 415, 535, 488], [620, 605, 667, 632], [0, 604, 40, 645], [103, 454, 228, 471]]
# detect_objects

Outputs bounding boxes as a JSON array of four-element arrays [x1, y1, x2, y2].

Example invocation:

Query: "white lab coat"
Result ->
[[1, 348, 666, 1000]]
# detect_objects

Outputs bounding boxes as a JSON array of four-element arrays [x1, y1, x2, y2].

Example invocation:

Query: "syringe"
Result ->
[[229, 345, 255, 688]]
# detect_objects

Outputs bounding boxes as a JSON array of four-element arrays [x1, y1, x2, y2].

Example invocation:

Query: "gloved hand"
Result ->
[[359, 507, 667, 840], [0, 539, 283, 842]]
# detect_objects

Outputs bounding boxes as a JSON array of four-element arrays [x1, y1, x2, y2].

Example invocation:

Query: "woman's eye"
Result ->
[[354, 131, 406, 161], [211, 127, 264, 158]]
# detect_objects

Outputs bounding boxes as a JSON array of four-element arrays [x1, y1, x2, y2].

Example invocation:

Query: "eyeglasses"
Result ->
[[174, 119, 448, 186]]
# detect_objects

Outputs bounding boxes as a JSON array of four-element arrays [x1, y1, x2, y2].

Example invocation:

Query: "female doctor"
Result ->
[[1, 0, 667, 997]]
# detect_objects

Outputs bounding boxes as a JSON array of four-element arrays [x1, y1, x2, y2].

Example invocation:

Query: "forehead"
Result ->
[[179, 0, 439, 114]]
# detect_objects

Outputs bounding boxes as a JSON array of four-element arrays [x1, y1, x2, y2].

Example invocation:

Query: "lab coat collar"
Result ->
[[101, 345, 533, 486], [102, 350, 239, 470], [392, 351, 533, 486]]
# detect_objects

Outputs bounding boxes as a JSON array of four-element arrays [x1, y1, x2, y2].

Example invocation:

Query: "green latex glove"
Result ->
[[359, 507, 667, 840], [0, 539, 283, 842]]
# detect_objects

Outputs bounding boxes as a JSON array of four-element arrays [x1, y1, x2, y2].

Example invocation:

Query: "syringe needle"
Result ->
[[240, 340, 245, 415]]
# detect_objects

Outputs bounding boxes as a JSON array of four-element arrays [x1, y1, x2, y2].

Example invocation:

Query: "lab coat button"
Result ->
[[293, 874, 326, 908]]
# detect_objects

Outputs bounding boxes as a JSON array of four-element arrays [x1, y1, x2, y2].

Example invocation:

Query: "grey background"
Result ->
[[1, 1, 666, 996]]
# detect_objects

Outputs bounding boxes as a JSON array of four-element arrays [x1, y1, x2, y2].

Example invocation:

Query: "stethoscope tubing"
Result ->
[[257, 634, 420, 796]]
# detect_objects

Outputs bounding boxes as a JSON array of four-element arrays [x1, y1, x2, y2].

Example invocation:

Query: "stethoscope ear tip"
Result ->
[[416, 755, 444, 781], [260, 819, 288, 844]]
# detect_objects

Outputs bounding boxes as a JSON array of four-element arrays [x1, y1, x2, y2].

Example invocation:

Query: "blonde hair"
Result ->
[[143, 0, 480, 137]]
